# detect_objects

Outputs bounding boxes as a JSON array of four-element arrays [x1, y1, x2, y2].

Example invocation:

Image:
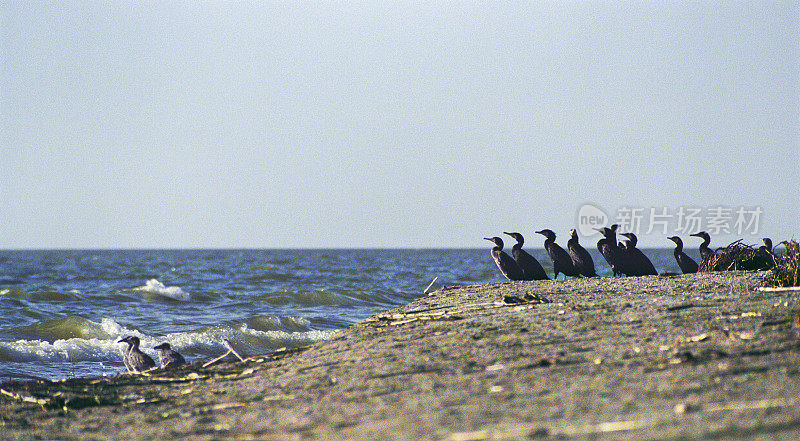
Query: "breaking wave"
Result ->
[[0, 316, 333, 371], [132, 279, 191, 301]]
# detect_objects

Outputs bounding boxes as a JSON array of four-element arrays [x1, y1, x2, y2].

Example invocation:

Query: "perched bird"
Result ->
[[567, 229, 596, 277], [758, 238, 778, 267], [484, 236, 524, 281], [618, 233, 657, 276], [153, 342, 187, 368], [503, 232, 549, 280], [596, 225, 625, 276], [667, 236, 699, 274], [535, 229, 579, 279], [118, 336, 156, 373], [759, 238, 773, 254], [690, 231, 715, 264]]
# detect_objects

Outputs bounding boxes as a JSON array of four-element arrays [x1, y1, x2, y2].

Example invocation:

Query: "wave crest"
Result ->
[[132, 279, 190, 300]]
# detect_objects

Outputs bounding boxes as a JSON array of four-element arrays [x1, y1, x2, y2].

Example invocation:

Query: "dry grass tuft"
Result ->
[[764, 240, 800, 287], [699, 240, 779, 273]]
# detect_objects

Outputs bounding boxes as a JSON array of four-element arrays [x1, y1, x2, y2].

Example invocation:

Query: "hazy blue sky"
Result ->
[[2, 1, 798, 248]]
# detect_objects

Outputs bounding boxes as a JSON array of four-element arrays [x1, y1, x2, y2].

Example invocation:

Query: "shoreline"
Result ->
[[2, 271, 800, 440]]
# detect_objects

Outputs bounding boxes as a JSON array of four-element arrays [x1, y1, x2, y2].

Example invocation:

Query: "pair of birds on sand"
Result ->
[[484, 229, 596, 281], [117, 336, 186, 373]]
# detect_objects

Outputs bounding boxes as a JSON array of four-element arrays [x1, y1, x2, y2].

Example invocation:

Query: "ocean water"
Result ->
[[0, 248, 687, 381]]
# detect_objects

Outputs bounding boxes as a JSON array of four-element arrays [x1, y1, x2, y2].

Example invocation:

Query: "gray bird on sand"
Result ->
[[153, 342, 187, 368], [118, 336, 156, 373]]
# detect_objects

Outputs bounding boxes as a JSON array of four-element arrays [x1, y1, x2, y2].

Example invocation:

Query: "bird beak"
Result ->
[[117, 338, 126, 343], [483, 237, 492, 242]]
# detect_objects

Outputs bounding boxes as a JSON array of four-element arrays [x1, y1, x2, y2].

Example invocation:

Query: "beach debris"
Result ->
[[424, 277, 440, 296], [448, 429, 489, 441], [504, 292, 548, 305], [758, 286, 800, 292], [700, 240, 778, 272], [1, 388, 49, 410], [686, 333, 709, 343], [367, 294, 549, 327], [503, 295, 526, 304], [665, 302, 694, 311], [673, 402, 701, 414], [202, 339, 245, 368], [485, 363, 505, 372], [764, 240, 800, 287]]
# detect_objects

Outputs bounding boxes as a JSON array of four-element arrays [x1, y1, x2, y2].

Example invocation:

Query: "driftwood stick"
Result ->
[[202, 350, 233, 368], [224, 339, 245, 362], [758, 286, 800, 292], [424, 277, 439, 295]]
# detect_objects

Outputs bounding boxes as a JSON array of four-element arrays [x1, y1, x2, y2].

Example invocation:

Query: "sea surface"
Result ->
[[0, 248, 686, 381]]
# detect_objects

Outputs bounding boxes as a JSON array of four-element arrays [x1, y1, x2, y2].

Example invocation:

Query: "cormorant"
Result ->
[[690, 231, 715, 264], [118, 336, 156, 373], [503, 232, 549, 280], [535, 229, 579, 279], [667, 236, 698, 274], [759, 238, 773, 254], [567, 229, 596, 277], [618, 233, 657, 276], [758, 238, 779, 267], [484, 236, 524, 281], [153, 342, 187, 368], [596, 225, 625, 276]]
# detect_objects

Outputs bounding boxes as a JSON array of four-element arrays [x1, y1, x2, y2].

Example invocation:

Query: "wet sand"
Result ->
[[2, 271, 800, 440]]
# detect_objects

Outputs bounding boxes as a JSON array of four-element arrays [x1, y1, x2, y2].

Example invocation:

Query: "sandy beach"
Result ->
[[2, 271, 800, 440]]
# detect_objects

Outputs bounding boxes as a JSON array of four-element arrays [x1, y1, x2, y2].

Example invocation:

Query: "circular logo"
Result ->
[[577, 204, 608, 237]]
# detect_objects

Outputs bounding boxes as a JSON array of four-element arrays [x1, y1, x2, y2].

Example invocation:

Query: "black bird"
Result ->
[[567, 229, 596, 277], [596, 225, 625, 276], [535, 229, 579, 279], [484, 237, 524, 281], [690, 231, 715, 264], [153, 342, 187, 368], [503, 232, 549, 280], [758, 238, 779, 267], [667, 236, 698, 274], [619, 233, 657, 276], [118, 336, 156, 373]]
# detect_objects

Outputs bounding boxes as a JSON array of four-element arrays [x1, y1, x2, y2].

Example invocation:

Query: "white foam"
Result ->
[[0, 317, 152, 362], [0, 318, 335, 364], [239, 324, 335, 344], [133, 279, 190, 300]]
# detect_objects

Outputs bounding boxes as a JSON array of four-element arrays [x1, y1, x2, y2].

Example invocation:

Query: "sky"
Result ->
[[2, 1, 798, 249]]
